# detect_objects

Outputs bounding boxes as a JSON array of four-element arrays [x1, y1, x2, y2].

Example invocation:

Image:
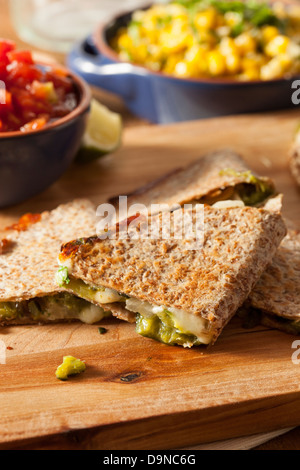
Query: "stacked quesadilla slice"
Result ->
[[58, 204, 286, 347], [0, 199, 110, 326], [248, 230, 300, 335], [110, 149, 276, 217], [0, 149, 294, 347], [110, 148, 300, 338]]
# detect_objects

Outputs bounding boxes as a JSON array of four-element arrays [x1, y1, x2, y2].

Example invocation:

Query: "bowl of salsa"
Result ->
[[0, 39, 91, 208]]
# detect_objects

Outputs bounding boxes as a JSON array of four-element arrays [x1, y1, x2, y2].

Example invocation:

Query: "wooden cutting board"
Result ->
[[0, 109, 300, 450]]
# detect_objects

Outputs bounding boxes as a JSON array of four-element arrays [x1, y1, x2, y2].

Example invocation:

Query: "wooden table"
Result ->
[[1, 0, 300, 450]]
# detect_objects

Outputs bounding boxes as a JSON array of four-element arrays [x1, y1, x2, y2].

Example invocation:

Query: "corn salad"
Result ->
[[112, 0, 300, 81]]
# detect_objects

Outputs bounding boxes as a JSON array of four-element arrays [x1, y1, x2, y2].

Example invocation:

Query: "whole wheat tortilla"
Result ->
[[0, 199, 97, 304], [110, 149, 275, 214], [60, 205, 286, 343], [249, 230, 300, 320]]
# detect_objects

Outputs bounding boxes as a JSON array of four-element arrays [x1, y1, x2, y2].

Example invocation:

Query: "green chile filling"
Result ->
[[218, 170, 275, 206], [136, 310, 203, 347], [64, 278, 105, 301], [60, 277, 202, 346], [0, 293, 96, 321], [235, 182, 274, 206], [63, 278, 128, 303], [61, 278, 204, 346]]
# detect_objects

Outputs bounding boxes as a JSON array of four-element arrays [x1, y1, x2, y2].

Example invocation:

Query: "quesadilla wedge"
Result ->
[[57, 204, 286, 347], [110, 149, 276, 218], [0, 199, 110, 326], [248, 230, 300, 335], [109, 147, 299, 339]]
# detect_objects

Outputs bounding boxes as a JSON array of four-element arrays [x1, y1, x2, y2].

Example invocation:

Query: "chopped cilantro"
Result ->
[[55, 266, 70, 287]]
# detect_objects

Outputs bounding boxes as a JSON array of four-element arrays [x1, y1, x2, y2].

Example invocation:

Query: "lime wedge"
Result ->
[[76, 99, 123, 163]]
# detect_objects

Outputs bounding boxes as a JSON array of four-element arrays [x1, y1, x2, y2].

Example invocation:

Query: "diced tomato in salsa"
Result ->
[[0, 39, 15, 57], [0, 39, 78, 133], [7, 50, 34, 64], [21, 117, 48, 133]]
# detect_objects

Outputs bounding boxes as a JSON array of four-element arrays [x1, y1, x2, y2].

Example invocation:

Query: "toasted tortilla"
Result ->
[[0, 199, 104, 326], [249, 230, 300, 321], [109, 148, 290, 338], [110, 149, 275, 214], [59, 205, 286, 345]]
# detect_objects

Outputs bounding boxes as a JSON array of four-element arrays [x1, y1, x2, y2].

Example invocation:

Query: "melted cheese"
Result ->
[[125, 297, 213, 345], [94, 288, 124, 304], [212, 200, 245, 209], [40, 297, 108, 324]]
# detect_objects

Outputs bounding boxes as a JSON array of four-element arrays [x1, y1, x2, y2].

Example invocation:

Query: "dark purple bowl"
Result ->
[[68, 7, 300, 124], [0, 68, 91, 208]]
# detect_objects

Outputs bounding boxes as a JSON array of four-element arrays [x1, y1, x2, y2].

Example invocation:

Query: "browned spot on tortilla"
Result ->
[[6, 213, 41, 232], [0, 239, 13, 254]]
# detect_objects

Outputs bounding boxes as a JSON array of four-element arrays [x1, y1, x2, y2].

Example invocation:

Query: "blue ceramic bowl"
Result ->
[[0, 69, 91, 208], [68, 8, 299, 124]]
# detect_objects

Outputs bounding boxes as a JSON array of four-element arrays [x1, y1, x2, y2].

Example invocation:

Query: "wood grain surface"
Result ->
[[1, 0, 300, 450], [0, 110, 299, 450]]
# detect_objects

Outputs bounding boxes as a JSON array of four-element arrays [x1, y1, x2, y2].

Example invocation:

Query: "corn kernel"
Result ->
[[140, 28, 158, 43], [242, 53, 266, 70], [194, 7, 218, 30], [163, 53, 185, 74], [261, 25, 279, 43], [234, 33, 257, 55], [260, 54, 293, 80], [225, 54, 241, 74], [207, 50, 227, 76], [160, 32, 190, 54], [219, 37, 239, 56], [174, 60, 200, 78], [185, 44, 206, 62], [241, 66, 260, 81], [186, 45, 208, 75], [171, 17, 189, 33], [147, 44, 164, 61], [174, 61, 189, 77], [132, 44, 148, 63], [141, 16, 157, 33], [118, 34, 133, 51], [265, 35, 291, 57]]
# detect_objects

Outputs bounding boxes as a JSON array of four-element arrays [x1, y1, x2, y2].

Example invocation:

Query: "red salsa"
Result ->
[[0, 39, 78, 133]]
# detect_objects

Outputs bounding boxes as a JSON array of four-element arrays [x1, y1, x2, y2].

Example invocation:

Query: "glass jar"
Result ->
[[9, 0, 149, 53]]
